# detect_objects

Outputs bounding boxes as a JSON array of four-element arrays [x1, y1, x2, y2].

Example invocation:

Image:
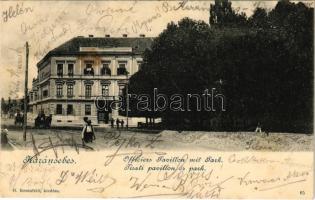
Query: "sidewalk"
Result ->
[[3, 129, 313, 152], [0, 117, 110, 130], [0, 118, 162, 135], [3, 128, 161, 152], [1, 119, 313, 152], [4, 129, 86, 150]]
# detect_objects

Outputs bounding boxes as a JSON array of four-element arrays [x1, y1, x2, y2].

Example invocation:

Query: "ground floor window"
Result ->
[[67, 104, 73, 115], [102, 85, 109, 96], [56, 104, 62, 115], [119, 85, 124, 96], [85, 85, 92, 98], [85, 104, 91, 115]]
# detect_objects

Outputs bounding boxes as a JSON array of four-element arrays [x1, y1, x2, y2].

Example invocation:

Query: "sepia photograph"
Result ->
[[0, 0, 313, 198]]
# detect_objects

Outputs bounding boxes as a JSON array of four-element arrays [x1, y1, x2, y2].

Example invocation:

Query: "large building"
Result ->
[[29, 35, 153, 126]]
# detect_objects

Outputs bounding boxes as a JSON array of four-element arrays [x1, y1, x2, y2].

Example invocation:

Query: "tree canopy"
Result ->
[[126, 0, 313, 132]]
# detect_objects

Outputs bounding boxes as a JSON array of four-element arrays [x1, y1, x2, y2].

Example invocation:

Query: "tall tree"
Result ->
[[128, 1, 313, 132], [8, 97, 11, 113], [1, 98, 7, 114], [249, 7, 268, 28], [217, 0, 313, 132], [128, 18, 222, 129], [209, 0, 247, 27]]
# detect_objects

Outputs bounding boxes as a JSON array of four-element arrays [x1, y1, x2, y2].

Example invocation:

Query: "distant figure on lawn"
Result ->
[[255, 122, 269, 137], [255, 122, 262, 133], [82, 119, 95, 144]]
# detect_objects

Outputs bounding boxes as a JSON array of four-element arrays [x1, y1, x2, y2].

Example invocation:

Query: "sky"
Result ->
[[0, 0, 313, 99]]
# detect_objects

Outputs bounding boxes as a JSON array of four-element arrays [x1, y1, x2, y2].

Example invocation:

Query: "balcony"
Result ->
[[101, 67, 111, 76], [83, 68, 94, 76], [78, 95, 115, 101], [117, 68, 128, 76]]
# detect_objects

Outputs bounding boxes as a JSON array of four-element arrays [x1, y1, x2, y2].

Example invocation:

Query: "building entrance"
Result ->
[[96, 100, 112, 124]]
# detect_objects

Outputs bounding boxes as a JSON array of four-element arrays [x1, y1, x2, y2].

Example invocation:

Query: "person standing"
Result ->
[[255, 122, 262, 133], [40, 111, 46, 122], [82, 117, 88, 145], [116, 118, 120, 129], [121, 120, 125, 128], [46, 114, 52, 128], [82, 119, 95, 144], [83, 117, 88, 125], [110, 118, 114, 128]]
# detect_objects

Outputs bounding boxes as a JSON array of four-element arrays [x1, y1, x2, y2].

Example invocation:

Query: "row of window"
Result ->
[[31, 84, 125, 101], [56, 84, 123, 97], [57, 63, 74, 76], [30, 93, 38, 101], [56, 104, 91, 115], [30, 90, 47, 101], [57, 62, 129, 76]]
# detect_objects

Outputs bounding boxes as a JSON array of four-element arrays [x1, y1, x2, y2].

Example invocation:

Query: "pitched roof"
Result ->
[[38, 36, 154, 67]]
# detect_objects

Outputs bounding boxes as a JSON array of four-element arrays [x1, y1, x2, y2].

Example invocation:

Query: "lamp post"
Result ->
[[126, 71, 129, 129], [23, 42, 29, 141]]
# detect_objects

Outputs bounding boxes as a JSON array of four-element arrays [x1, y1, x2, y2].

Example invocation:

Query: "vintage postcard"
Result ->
[[0, 0, 314, 199]]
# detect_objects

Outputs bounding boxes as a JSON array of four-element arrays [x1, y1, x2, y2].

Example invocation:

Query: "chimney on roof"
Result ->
[[140, 34, 145, 37], [122, 34, 128, 38], [88, 35, 94, 38], [105, 34, 110, 38]]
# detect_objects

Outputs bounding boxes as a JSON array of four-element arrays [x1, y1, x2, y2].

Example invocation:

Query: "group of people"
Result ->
[[81, 117, 128, 145], [110, 118, 126, 129], [34, 113, 52, 128], [14, 111, 24, 126]]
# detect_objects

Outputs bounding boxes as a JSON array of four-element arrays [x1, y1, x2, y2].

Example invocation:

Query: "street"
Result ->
[[2, 128, 313, 152]]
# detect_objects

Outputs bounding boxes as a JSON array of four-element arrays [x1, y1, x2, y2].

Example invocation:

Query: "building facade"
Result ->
[[29, 35, 153, 125]]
